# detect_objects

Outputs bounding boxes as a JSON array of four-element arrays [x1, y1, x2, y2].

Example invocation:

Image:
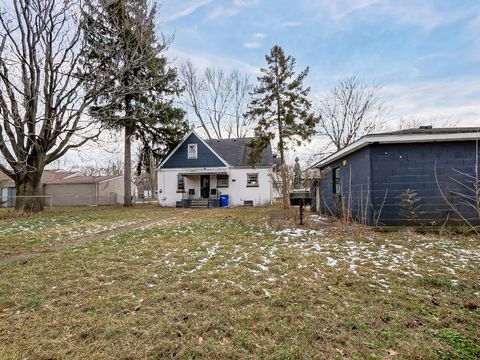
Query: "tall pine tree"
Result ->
[[82, 0, 188, 206], [246, 45, 318, 208]]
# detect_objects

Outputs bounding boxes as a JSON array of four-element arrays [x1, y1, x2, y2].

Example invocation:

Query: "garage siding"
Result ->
[[44, 183, 97, 206]]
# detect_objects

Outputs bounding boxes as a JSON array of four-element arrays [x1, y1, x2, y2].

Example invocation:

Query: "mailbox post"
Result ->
[[289, 190, 312, 225]]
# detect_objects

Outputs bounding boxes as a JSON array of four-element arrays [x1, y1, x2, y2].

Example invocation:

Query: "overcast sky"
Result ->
[[64, 0, 480, 167]]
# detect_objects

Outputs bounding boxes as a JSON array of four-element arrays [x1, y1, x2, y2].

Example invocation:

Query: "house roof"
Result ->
[[42, 170, 79, 183], [46, 174, 121, 184], [0, 172, 14, 187], [371, 126, 480, 136], [159, 131, 275, 169], [0, 170, 121, 187], [0, 170, 78, 187], [315, 127, 480, 169], [204, 137, 274, 167]]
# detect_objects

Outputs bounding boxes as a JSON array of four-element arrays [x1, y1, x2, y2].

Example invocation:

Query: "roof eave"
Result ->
[[315, 132, 480, 168]]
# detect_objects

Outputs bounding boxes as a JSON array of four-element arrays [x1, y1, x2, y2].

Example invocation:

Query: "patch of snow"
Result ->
[[326, 257, 337, 267], [309, 215, 328, 223], [184, 242, 220, 274], [349, 262, 358, 275], [272, 228, 323, 237], [258, 263, 269, 271]]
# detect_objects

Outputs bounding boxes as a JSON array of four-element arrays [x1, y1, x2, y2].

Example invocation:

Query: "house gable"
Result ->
[[160, 132, 228, 169]]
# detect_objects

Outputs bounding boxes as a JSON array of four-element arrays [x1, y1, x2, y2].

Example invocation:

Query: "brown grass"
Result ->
[[0, 206, 478, 359]]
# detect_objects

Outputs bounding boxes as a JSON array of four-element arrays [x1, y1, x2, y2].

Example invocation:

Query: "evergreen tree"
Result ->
[[245, 45, 318, 208], [82, 0, 188, 206]]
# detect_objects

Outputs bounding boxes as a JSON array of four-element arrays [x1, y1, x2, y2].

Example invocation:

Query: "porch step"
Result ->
[[190, 199, 209, 208]]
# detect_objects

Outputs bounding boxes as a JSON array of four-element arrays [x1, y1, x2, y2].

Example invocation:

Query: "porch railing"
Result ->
[[181, 188, 221, 200]]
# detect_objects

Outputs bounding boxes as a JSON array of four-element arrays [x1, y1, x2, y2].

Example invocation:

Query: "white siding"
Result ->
[[157, 170, 182, 206], [220, 168, 273, 206], [157, 167, 274, 207]]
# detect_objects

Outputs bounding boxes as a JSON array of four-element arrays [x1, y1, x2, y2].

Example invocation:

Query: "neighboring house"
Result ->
[[0, 178, 15, 207], [136, 172, 154, 200], [312, 127, 480, 226], [157, 131, 275, 207], [0, 170, 137, 207]]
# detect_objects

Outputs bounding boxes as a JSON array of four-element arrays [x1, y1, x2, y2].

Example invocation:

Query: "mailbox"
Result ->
[[289, 190, 312, 225], [289, 190, 312, 206]]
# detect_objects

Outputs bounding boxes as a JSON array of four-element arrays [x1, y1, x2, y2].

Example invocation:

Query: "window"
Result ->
[[333, 167, 341, 194], [217, 174, 229, 188], [177, 175, 185, 192], [247, 173, 259, 187], [187, 144, 198, 159]]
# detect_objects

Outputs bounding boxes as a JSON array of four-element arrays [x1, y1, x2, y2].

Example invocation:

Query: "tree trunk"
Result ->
[[124, 125, 133, 206], [149, 152, 157, 200], [15, 171, 44, 212], [276, 91, 289, 209], [279, 139, 289, 210]]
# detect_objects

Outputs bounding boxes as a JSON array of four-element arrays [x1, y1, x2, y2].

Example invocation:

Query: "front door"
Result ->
[[200, 175, 210, 199]]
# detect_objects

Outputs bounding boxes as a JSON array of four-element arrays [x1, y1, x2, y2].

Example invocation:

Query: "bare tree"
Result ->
[[398, 116, 459, 129], [317, 76, 388, 151], [0, 0, 104, 212], [228, 70, 254, 138], [74, 158, 123, 177], [179, 61, 253, 139]]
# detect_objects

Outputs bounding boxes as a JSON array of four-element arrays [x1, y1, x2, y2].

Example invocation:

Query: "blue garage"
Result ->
[[312, 127, 480, 226]]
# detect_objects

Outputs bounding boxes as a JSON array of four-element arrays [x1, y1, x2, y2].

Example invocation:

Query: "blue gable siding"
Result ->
[[161, 133, 227, 169]]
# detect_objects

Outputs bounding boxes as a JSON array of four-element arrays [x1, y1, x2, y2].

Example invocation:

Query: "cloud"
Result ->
[[306, 0, 479, 31], [168, 47, 261, 75], [306, 0, 378, 21], [242, 32, 267, 50], [209, 5, 240, 19], [160, 0, 213, 23], [233, 0, 259, 5], [282, 21, 301, 28], [209, 0, 260, 19], [253, 32, 267, 39], [243, 41, 262, 49], [381, 77, 480, 127]]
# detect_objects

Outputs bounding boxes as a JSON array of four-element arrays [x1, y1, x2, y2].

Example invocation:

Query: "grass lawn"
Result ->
[[0, 205, 178, 258], [0, 206, 479, 359]]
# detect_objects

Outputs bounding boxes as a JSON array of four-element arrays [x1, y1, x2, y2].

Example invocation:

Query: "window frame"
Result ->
[[246, 173, 259, 187], [217, 174, 229, 188], [332, 167, 341, 194], [187, 143, 198, 159]]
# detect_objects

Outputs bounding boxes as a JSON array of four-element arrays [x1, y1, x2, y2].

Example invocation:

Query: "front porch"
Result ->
[[175, 171, 229, 208]]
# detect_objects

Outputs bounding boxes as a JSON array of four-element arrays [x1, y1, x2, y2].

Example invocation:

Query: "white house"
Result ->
[[157, 132, 277, 207]]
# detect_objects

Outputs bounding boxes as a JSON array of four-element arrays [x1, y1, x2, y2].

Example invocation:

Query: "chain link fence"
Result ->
[[1, 194, 118, 208]]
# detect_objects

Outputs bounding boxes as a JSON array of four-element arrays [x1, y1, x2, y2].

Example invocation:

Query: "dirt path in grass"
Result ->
[[0, 216, 179, 266]]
